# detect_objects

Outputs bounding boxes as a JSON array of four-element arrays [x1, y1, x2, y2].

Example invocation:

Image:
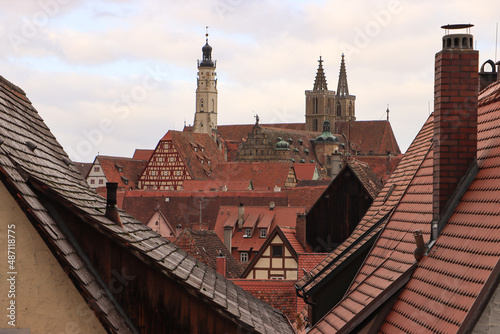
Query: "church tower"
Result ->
[[305, 57, 336, 132], [335, 54, 356, 122], [193, 29, 218, 136]]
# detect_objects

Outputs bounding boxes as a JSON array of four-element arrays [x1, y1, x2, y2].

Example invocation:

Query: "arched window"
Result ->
[[336, 101, 342, 117], [313, 119, 318, 132], [200, 99, 204, 112], [211, 99, 215, 113], [313, 98, 318, 114]]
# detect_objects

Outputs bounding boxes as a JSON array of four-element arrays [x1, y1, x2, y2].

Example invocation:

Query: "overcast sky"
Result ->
[[1, 0, 499, 162]]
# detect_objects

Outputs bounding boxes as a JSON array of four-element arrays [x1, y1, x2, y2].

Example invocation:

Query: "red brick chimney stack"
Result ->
[[432, 24, 478, 239], [216, 251, 226, 277]]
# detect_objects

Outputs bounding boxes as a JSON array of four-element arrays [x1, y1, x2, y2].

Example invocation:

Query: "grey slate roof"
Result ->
[[0, 75, 293, 334]]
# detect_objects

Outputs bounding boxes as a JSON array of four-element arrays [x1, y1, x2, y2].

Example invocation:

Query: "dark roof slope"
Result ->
[[73, 161, 92, 178], [175, 229, 245, 278], [347, 158, 383, 199], [0, 75, 293, 334], [0, 75, 135, 333]]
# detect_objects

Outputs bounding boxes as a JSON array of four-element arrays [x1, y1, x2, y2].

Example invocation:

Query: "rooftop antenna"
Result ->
[[386, 104, 390, 121]]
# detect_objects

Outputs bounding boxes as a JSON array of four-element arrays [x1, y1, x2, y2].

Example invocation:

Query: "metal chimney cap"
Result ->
[[441, 23, 474, 30]]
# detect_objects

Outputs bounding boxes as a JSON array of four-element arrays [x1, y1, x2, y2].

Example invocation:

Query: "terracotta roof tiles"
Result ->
[[95, 155, 148, 189], [379, 79, 500, 333], [347, 158, 383, 199]]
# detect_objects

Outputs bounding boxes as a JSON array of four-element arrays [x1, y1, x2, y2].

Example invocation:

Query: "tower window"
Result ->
[[337, 102, 342, 117]]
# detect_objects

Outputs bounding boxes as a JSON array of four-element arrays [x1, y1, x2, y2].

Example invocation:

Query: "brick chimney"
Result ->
[[432, 24, 478, 240], [296, 212, 307, 250], [216, 251, 226, 277]]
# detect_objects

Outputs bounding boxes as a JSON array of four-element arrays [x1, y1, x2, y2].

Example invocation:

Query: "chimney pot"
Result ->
[[413, 230, 427, 261]]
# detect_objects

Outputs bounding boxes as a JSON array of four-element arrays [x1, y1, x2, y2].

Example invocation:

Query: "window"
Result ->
[[260, 229, 267, 238], [168, 157, 176, 162], [98, 179, 104, 185], [164, 143, 169, 149], [155, 221, 159, 226], [240, 252, 248, 262], [272, 245, 283, 257], [90, 179, 95, 184], [244, 228, 252, 237], [174, 170, 181, 176], [94, 166, 100, 172]]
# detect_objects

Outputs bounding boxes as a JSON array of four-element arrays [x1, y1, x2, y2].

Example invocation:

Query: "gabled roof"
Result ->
[[175, 229, 245, 279], [232, 279, 298, 321], [295, 114, 434, 297], [379, 79, 500, 333], [211, 162, 296, 190], [212, 123, 307, 143], [293, 163, 318, 181], [0, 74, 293, 333], [335, 120, 401, 156], [309, 115, 435, 332], [132, 148, 154, 160], [73, 161, 92, 178], [94, 155, 148, 189], [242, 226, 304, 278], [346, 158, 383, 199], [214, 206, 306, 253], [287, 185, 328, 211]]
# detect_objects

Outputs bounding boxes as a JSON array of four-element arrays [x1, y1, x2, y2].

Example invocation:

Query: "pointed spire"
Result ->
[[313, 56, 328, 91], [336, 53, 349, 97]]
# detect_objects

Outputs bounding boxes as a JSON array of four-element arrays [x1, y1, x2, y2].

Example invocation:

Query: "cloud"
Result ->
[[0, 0, 498, 161]]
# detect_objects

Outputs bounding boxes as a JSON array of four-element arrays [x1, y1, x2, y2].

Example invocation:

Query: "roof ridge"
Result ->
[[0, 75, 27, 97]]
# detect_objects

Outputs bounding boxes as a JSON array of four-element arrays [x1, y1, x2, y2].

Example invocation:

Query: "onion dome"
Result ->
[[276, 137, 290, 150], [315, 120, 339, 143]]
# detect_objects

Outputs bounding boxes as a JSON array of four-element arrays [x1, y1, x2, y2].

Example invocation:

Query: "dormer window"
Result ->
[[260, 229, 267, 238], [244, 228, 252, 237]]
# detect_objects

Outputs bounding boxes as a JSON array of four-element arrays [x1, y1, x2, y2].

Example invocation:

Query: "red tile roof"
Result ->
[[94, 155, 148, 189], [293, 163, 318, 181], [174, 228, 245, 278], [214, 206, 306, 256], [182, 179, 253, 192], [132, 149, 154, 160], [286, 185, 328, 211], [232, 279, 298, 321], [214, 123, 307, 142], [335, 120, 401, 156], [355, 154, 403, 184], [378, 79, 500, 333], [210, 162, 296, 190]]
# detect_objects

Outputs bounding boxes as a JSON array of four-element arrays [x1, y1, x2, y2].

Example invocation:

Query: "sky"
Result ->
[[0, 0, 499, 162]]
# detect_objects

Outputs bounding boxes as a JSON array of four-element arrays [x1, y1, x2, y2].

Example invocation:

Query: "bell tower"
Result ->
[[305, 57, 336, 132], [193, 28, 218, 136]]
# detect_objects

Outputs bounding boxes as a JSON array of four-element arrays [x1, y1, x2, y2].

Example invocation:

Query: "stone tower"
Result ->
[[335, 54, 356, 122], [305, 56, 336, 132], [193, 30, 218, 136], [305, 55, 356, 132]]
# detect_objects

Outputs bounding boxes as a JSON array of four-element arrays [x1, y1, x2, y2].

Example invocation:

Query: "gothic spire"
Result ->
[[336, 53, 349, 97], [313, 56, 328, 91]]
